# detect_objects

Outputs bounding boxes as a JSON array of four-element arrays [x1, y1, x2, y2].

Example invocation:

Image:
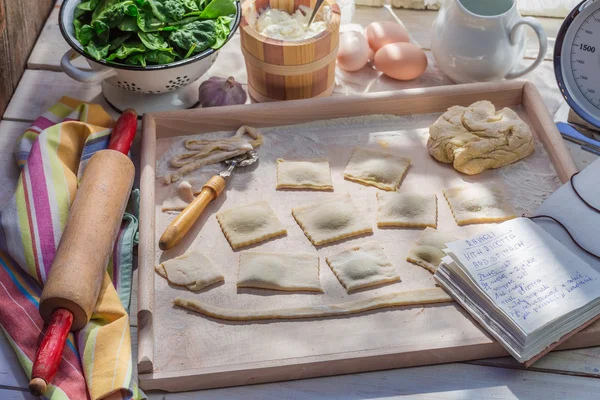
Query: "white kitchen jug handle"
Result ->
[[61, 49, 117, 83], [505, 17, 548, 80]]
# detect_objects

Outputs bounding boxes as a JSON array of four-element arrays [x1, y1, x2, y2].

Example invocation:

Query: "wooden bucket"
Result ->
[[240, 0, 341, 102]]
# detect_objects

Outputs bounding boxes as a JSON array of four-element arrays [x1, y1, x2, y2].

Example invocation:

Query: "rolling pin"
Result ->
[[28, 109, 138, 397]]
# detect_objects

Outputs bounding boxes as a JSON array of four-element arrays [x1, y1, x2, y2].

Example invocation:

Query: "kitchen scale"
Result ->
[[555, 0, 600, 135]]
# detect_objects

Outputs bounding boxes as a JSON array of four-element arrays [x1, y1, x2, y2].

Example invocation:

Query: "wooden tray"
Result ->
[[138, 81, 599, 392]]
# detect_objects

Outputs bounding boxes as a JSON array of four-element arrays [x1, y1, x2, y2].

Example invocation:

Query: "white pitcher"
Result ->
[[431, 0, 548, 83]]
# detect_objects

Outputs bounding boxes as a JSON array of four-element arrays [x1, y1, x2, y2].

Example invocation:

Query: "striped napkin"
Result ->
[[0, 97, 144, 399]]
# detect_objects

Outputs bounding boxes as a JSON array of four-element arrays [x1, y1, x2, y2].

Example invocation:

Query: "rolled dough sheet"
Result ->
[[276, 159, 333, 191], [406, 228, 458, 274], [377, 192, 438, 228], [161, 181, 194, 212], [326, 241, 400, 292], [291, 195, 373, 246], [173, 288, 453, 321], [216, 201, 287, 249], [237, 252, 322, 292], [443, 183, 517, 226], [155, 250, 224, 290], [343, 147, 411, 191]]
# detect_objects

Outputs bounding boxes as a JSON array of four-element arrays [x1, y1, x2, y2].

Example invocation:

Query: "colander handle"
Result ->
[[61, 49, 117, 83]]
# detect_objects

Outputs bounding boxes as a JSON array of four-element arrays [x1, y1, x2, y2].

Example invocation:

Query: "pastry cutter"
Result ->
[[159, 150, 258, 250]]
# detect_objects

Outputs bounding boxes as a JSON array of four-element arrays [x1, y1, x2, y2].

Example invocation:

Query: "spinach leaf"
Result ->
[[92, 0, 135, 28], [145, 48, 177, 64], [148, 0, 186, 22], [91, 20, 110, 45], [77, 0, 101, 12], [126, 53, 147, 66], [182, 0, 199, 12], [168, 20, 216, 55], [118, 16, 140, 31], [138, 31, 169, 50], [109, 32, 132, 50], [85, 41, 111, 60], [74, 20, 96, 46], [211, 15, 231, 49], [106, 40, 146, 60], [136, 6, 165, 31], [199, 0, 235, 19]]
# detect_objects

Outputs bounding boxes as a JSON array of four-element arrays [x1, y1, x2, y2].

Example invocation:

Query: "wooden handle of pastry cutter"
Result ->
[[28, 108, 137, 397], [159, 175, 226, 251]]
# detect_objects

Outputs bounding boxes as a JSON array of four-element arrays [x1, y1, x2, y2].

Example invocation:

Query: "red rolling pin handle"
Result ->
[[108, 108, 138, 154], [28, 108, 137, 397], [29, 309, 73, 396]]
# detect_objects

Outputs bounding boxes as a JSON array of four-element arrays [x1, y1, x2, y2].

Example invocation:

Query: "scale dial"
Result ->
[[555, 0, 600, 127]]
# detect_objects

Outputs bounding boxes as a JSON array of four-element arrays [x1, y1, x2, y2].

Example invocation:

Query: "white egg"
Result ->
[[337, 31, 370, 72]]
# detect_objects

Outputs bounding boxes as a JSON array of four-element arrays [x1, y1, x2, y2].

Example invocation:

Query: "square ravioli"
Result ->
[[326, 241, 400, 292], [155, 250, 224, 291], [237, 252, 322, 292], [291, 195, 372, 246], [443, 183, 517, 226], [216, 201, 287, 249], [344, 147, 411, 191], [407, 228, 458, 273], [276, 159, 333, 191], [377, 192, 437, 228]]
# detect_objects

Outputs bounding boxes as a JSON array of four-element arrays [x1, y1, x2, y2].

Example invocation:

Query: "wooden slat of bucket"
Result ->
[[241, 0, 341, 101]]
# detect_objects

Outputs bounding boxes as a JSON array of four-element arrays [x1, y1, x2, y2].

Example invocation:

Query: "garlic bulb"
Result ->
[[198, 76, 247, 108]]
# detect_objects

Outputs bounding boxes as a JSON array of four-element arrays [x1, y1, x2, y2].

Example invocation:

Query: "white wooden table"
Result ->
[[1, 3, 600, 399]]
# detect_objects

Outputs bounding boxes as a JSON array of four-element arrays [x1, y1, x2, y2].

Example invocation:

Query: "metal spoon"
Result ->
[[306, 0, 326, 28], [159, 150, 259, 250]]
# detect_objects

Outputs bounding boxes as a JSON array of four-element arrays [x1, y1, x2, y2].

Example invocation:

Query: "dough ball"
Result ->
[[374, 42, 428, 81], [337, 31, 370, 72], [365, 21, 410, 52]]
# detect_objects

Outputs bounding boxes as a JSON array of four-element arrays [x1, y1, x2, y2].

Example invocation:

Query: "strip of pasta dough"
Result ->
[[173, 288, 452, 321]]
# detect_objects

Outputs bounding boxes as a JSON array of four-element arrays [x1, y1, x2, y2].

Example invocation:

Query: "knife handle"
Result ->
[[159, 176, 226, 251]]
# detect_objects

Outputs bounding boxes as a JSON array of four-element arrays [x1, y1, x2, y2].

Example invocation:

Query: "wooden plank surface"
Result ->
[[144, 363, 600, 400], [0, 0, 54, 115]]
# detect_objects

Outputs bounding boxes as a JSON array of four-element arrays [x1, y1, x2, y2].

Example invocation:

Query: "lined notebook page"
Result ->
[[445, 218, 600, 335]]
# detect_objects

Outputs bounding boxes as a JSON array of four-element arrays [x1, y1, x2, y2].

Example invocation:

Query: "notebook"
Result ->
[[434, 158, 600, 365]]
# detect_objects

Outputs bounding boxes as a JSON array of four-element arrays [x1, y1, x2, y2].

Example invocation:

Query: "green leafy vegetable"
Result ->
[[109, 33, 132, 50], [91, 20, 110, 45], [145, 49, 177, 63], [212, 15, 232, 49], [74, 20, 96, 46], [85, 41, 111, 60], [148, 0, 186, 22], [169, 20, 216, 54], [138, 31, 169, 49], [118, 16, 140, 31], [73, 0, 235, 65], [106, 40, 146, 60], [126, 53, 147, 66]]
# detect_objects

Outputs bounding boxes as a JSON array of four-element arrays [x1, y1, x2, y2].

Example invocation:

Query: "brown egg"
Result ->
[[368, 47, 375, 62], [337, 31, 370, 72], [365, 21, 410, 53], [374, 42, 428, 81]]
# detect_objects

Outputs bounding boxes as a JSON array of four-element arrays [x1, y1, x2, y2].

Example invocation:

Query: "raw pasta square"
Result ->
[[155, 250, 224, 291], [443, 183, 516, 226], [377, 192, 437, 228], [291, 195, 373, 246], [276, 159, 333, 190], [344, 147, 411, 191], [326, 241, 400, 292], [216, 201, 287, 249], [237, 252, 322, 292], [406, 228, 458, 273]]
